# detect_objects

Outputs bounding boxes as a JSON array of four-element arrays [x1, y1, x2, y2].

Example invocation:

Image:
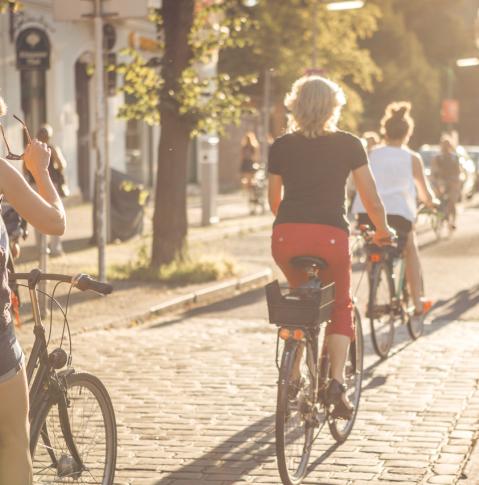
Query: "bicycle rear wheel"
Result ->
[[276, 339, 317, 485], [369, 263, 395, 359], [406, 276, 425, 340], [31, 372, 117, 484], [328, 307, 364, 442]]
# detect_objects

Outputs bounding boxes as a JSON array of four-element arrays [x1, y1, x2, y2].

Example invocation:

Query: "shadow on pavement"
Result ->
[[430, 284, 479, 323], [150, 412, 341, 485], [18, 236, 93, 264]]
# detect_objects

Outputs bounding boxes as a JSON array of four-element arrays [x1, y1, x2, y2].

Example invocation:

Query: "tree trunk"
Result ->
[[151, 0, 194, 269]]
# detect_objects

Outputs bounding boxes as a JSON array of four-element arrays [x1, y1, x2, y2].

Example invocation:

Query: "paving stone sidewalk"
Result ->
[[59, 306, 479, 485]]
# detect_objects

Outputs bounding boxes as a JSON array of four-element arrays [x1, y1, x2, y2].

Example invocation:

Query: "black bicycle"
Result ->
[[10, 269, 117, 484], [266, 256, 363, 485], [366, 233, 424, 359]]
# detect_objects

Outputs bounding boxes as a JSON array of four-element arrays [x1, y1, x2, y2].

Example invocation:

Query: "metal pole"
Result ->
[[261, 69, 272, 167], [312, 0, 318, 68], [39, 233, 47, 317], [94, 0, 107, 281]]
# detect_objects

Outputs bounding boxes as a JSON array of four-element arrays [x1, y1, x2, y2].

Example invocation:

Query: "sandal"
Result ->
[[325, 379, 354, 420]]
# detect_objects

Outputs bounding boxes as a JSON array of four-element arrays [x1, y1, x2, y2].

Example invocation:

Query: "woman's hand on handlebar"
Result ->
[[373, 226, 397, 246]]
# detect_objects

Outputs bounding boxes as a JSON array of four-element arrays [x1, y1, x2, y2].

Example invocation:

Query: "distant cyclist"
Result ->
[[268, 75, 394, 419], [431, 135, 462, 231], [353, 102, 438, 329]]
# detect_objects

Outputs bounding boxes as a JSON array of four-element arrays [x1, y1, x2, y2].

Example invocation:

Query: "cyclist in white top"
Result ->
[[353, 102, 438, 327]]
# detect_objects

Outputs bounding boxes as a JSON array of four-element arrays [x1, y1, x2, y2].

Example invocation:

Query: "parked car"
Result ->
[[419, 144, 477, 200], [463, 145, 479, 190]]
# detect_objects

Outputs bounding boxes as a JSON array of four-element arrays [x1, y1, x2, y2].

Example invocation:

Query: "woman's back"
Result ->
[[353, 145, 416, 222], [268, 130, 367, 232]]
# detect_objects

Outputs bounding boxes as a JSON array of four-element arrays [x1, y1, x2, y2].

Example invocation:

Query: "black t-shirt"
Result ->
[[268, 130, 368, 232]]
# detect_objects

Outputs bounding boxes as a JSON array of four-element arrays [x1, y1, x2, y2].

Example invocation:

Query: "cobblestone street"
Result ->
[[19, 203, 479, 484], [65, 299, 479, 484]]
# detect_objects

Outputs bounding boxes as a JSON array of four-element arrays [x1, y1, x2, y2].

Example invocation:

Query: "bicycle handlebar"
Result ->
[[10, 269, 113, 296]]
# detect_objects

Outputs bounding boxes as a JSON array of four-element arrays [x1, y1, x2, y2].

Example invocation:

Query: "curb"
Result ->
[[137, 267, 273, 324], [67, 268, 273, 337]]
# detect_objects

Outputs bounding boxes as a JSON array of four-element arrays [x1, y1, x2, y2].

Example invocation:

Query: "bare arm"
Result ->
[[412, 153, 436, 207], [268, 174, 283, 216], [0, 141, 65, 235], [352, 164, 393, 242]]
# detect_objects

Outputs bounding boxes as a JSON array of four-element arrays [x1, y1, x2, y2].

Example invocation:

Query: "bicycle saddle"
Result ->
[[290, 256, 328, 270]]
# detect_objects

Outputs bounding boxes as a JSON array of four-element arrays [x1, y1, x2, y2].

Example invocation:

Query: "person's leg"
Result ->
[[0, 367, 32, 485], [405, 230, 423, 312]]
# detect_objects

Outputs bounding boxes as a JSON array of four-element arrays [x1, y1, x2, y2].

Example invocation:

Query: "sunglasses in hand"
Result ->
[[0, 115, 32, 160]]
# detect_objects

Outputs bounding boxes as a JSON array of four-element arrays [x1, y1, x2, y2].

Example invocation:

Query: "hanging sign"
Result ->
[[441, 99, 459, 124], [16, 27, 50, 70]]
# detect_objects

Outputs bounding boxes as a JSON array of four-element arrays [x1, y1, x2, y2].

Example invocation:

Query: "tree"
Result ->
[[0, 0, 20, 12], [361, 0, 473, 145], [116, 0, 256, 269], [219, 0, 382, 132]]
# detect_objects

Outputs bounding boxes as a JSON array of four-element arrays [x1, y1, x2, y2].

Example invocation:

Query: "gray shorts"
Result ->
[[0, 321, 24, 384]]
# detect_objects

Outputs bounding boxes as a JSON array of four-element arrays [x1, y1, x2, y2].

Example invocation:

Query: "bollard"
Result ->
[[199, 135, 219, 226]]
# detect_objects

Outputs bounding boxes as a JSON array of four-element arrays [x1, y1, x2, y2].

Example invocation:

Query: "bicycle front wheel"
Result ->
[[276, 340, 315, 485], [328, 307, 364, 442], [369, 263, 395, 359], [31, 372, 117, 484]]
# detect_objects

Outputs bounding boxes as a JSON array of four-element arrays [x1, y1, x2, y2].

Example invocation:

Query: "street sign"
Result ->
[[53, 0, 157, 21], [441, 99, 459, 124], [16, 27, 50, 70]]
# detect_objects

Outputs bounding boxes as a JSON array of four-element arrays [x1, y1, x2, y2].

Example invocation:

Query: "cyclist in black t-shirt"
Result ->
[[268, 75, 395, 418]]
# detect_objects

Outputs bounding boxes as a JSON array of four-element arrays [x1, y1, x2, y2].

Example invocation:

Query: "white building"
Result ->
[[0, 0, 161, 200]]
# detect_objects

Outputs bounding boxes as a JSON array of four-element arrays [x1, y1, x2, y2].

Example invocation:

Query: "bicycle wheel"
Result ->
[[328, 307, 364, 442], [276, 340, 316, 485], [31, 372, 117, 484], [368, 263, 395, 359]]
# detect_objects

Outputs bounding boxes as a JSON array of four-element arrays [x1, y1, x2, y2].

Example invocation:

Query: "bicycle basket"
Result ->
[[265, 280, 335, 326]]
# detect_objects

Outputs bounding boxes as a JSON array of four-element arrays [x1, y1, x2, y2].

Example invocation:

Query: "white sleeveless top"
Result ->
[[352, 145, 417, 222]]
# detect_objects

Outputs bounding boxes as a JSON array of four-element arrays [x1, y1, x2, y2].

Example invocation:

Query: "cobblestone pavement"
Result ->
[[19, 201, 479, 484], [57, 301, 479, 485]]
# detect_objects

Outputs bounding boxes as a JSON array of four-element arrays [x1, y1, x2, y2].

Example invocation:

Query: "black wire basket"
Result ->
[[265, 280, 335, 327]]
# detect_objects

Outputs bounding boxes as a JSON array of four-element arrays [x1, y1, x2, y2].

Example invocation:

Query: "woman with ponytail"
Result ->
[[353, 101, 438, 329]]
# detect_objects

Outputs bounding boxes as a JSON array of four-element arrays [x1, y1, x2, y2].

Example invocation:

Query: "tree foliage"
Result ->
[[116, 1, 257, 137], [0, 0, 21, 13], [219, 0, 382, 132], [361, 0, 473, 145]]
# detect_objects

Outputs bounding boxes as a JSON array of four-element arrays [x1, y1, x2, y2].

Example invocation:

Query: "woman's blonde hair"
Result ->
[[284, 75, 346, 138]]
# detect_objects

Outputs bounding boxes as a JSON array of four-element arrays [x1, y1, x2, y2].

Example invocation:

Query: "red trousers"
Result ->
[[271, 223, 354, 340]]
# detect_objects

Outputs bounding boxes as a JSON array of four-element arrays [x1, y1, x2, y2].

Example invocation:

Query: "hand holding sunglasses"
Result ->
[[0, 115, 51, 175]]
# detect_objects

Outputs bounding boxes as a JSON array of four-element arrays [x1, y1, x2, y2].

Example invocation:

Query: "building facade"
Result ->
[[0, 0, 161, 199]]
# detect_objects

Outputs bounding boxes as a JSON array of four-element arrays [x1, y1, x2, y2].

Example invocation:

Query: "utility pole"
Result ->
[[261, 69, 272, 168], [94, 0, 108, 282]]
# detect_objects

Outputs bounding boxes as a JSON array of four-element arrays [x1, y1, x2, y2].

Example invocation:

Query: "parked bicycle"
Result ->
[[365, 227, 425, 359], [10, 269, 117, 484], [266, 256, 363, 485]]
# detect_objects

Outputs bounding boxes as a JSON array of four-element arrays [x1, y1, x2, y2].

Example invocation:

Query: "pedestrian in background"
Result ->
[[431, 134, 462, 231], [26, 124, 69, 257], [240, 132, 260, 189], [362, 131, 381, 153]]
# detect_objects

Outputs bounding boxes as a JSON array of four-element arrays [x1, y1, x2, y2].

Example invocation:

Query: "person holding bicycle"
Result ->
[[268, 75, 394, 418], [431, 134, 462, 231], [0, 95, 65, 485], [352, 102, 438, 331]]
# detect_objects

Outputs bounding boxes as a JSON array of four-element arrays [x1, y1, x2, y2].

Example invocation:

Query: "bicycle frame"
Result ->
[[19, 271, 84, 467]]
